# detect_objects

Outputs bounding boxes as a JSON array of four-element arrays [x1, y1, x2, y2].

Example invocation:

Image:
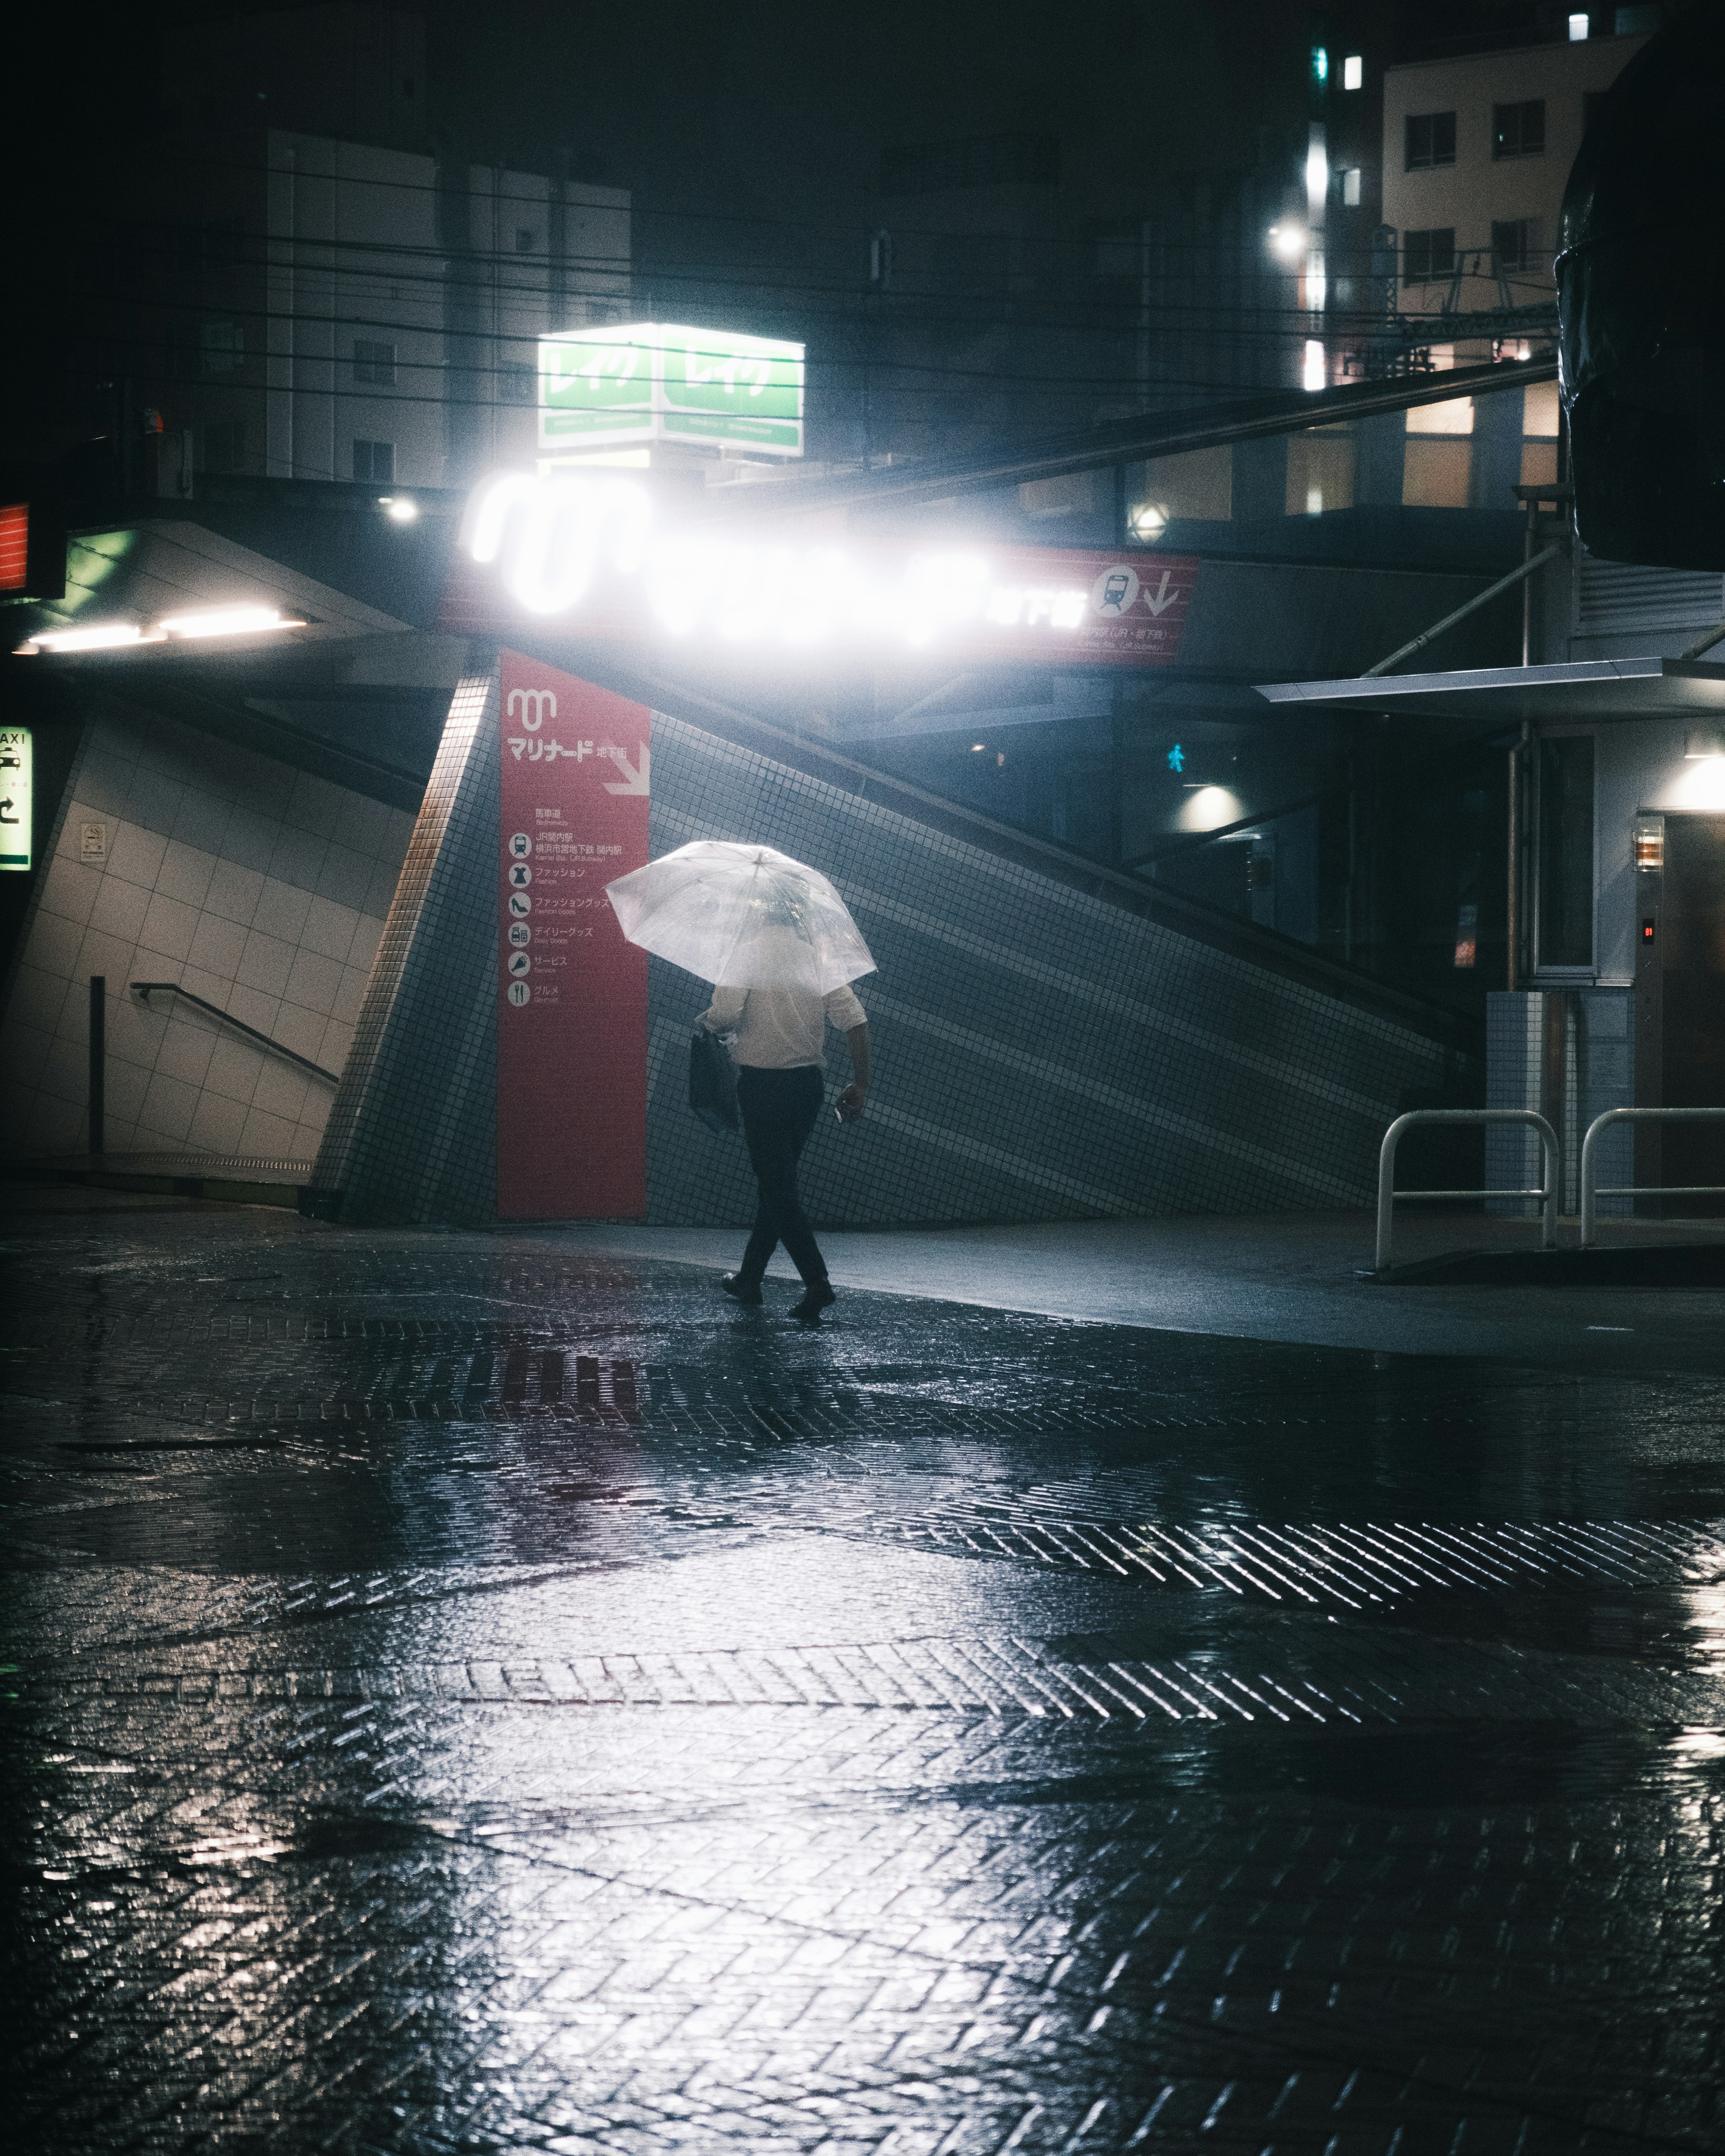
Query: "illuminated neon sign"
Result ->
[[455, 471, 1199, 664]]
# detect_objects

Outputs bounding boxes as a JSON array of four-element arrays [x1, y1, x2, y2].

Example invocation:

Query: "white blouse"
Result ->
[[700, 982, 868, 1069]]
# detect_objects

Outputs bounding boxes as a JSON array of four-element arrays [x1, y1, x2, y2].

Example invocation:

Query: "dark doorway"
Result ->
[[1643, 813, 1725, 1213]]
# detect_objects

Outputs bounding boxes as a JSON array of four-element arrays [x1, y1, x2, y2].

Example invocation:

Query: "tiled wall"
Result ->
[[645, 716, 1466, 1228], [314, 675, 1473, 1227], [0, 699, 413, 1164]]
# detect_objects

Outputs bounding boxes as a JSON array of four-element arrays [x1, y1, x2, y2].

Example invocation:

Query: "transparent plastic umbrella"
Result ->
[[605, 840, 875, 994]]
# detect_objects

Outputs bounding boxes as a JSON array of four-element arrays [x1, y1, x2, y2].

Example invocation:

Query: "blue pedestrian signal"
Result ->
[[1167, 744, 1185, 773]]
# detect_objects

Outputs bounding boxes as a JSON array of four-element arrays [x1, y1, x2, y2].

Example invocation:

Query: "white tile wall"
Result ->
[[0, 703, 414, 1163]]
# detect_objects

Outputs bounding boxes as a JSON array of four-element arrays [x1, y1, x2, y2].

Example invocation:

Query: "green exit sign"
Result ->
[[539, 323, 805, 458], [0, 727, 31, 871]]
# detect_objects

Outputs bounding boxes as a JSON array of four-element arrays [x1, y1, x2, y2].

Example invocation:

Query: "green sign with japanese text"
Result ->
[[540, 323, 804, 458]]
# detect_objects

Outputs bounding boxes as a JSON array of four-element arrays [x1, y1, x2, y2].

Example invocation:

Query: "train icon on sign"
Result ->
[[509, 832, 532, 857]]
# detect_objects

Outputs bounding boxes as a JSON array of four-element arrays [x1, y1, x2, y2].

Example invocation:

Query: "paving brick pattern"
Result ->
[[4, 1205, 1725, 2152]]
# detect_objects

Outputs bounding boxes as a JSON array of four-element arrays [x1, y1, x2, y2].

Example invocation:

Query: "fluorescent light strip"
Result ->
[[157, 606, 305, 639], [23, 623, 159, 653]]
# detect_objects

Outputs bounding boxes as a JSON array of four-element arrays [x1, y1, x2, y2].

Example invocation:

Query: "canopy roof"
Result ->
[[1256, 656, 1725, 725]]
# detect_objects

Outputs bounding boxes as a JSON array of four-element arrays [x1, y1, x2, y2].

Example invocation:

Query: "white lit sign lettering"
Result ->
[[460, 472, 1092, 652]]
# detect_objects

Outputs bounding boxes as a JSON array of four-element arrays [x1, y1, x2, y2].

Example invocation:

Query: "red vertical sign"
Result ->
[[497, 652, 650, 1218]]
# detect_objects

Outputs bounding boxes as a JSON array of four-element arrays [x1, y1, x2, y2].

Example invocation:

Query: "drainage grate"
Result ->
[[859, 1509, 1725, 1608]]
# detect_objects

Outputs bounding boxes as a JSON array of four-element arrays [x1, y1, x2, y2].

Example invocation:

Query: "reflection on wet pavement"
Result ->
[[4, 1202, 1725, 2152]]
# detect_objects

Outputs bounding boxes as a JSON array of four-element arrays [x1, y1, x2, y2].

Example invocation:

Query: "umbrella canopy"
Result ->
[[605, 840, 876, 994]]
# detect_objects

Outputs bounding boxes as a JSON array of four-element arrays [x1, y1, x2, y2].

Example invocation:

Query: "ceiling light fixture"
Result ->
[[157, 606, 305, 639], [18, 621, 156, 654]]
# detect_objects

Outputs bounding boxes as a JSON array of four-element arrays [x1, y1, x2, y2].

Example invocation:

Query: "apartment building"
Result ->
[[1381, 16, 1654, 335], [128, 4, 630, 495]]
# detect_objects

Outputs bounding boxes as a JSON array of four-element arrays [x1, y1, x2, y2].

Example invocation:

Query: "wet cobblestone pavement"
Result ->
[[5, 1200, 1725, 2153]]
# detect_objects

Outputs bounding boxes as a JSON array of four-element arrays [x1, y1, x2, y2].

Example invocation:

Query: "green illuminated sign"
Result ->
[[539, 323, 805, 457], [0, 727, 31, 871]]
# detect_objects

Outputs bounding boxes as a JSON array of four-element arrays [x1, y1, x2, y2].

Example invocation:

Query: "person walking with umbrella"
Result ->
[[606, 842, 874, 1320]]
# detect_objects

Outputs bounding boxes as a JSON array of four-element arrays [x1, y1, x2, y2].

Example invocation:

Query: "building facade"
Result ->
[[1381, 21, 1653, 347]]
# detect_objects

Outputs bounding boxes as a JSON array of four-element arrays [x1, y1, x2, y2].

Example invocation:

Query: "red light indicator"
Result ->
[[1642, 918, 1656, 942]]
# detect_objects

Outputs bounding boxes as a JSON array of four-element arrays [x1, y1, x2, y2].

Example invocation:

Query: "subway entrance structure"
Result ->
[[6, 355, 1679, 1232]]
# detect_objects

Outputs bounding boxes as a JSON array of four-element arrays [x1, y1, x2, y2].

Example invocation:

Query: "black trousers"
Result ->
[[736, 1064, 828, 1288]]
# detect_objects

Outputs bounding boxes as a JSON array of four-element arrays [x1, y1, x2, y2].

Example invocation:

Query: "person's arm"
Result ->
[[700, 986, 747, 1034], [837, 1024, 870, 1120]]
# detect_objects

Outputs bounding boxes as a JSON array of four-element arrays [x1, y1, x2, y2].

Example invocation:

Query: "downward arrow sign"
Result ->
[[1141, 570, 1180, 617], [602, 742, 651, 796]]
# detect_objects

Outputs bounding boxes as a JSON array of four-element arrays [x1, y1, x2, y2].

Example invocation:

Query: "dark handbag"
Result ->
[[688, 1025, 740, 1133]]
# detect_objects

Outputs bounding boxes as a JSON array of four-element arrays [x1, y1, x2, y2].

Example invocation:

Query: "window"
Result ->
[[1404, 397, 1474, 508], [203, 419, 247, 473], [1126, 444, 1233, 530], [1405, 111, 1456, 170], [499, 361, 535, 404], [353, 338, 396, 386], [199, 320, 243, 375], [1343, 53, 1362, 91], [1403, 227, 1455, 283], [514, 227, 534, 253], [1615, 5, 1660, 30], [1342, 167, 1362, 207], [1538, 735, 1595, 968], [1286, 425, 1356, 517], [1569, 10, 1590, 35], [1521, 380, 1562, 490], [1407, 395, 1474, 437], [1491, 218, 1541, 274], [352, 438, 394, 483], [1493, 100, 1545, 159]]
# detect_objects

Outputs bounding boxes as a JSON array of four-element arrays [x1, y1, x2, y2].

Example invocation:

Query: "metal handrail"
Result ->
[[1376, 1108, 1558, 1274], [131, 982, 340, 1084], [1578, 1107, 1725, 1246]]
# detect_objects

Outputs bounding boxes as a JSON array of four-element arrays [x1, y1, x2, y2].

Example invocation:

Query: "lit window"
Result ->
[[1286, 426, 1355, 517], [1522, 381, 1561, 437], [1406, 396, 1474, 436], [353, 338, 396, 386], [1405, 111, 1456, 170], [1342, 168, 1362, 207], [1568, 12, 1589, 38], [1343, 54, 1363, 91], [1302, 340, 1326, 393]]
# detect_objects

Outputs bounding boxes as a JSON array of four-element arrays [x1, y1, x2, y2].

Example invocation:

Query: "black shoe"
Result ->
[[721, 1272, 763, 1305], [789, 1281, 836, 1321]]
